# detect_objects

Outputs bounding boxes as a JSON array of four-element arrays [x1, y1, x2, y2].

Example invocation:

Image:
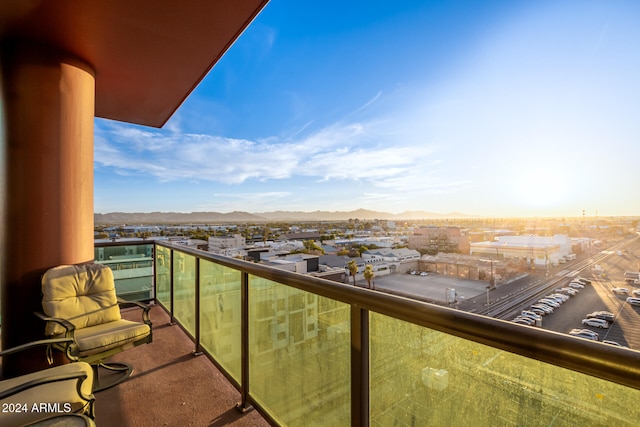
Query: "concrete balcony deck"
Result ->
[[95, 304, 269, 426]]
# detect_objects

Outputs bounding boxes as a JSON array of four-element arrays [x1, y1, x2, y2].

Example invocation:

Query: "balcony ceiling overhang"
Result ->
[[0, 0, 269, 128]]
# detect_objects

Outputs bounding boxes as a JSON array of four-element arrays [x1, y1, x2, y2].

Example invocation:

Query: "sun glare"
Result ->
[[512, 169, 569, 209]]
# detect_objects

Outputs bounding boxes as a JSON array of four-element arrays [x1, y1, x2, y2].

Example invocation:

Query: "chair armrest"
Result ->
[[0, 370, 92, 401], [0, 338, 74, 358], [34, 311, 76, 335], [117, 297, 152, 326], [33, 313, 80, 361]]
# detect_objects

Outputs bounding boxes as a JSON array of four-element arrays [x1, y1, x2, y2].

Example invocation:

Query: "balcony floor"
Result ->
[[95, 304, 270, 427]]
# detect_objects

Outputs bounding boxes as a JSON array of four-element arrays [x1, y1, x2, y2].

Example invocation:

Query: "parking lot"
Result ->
[[371, 271, 489, 305], [538, 273, 640, 349]]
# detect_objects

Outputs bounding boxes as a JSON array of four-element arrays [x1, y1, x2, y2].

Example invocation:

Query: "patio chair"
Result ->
[[0, 338, 95, 426], [36, 263, 152, 392]]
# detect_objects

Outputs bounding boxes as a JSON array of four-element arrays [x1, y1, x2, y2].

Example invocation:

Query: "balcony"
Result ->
[[93, 240, 640, 426]]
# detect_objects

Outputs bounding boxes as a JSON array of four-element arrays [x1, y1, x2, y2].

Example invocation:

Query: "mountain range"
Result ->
[[94, 209, 474, 224]]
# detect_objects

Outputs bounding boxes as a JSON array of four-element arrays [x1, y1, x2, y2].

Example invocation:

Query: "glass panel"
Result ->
[[95, 244, 154, 301], [173, 252, 196, 336], [155, 245, 172, 311], [249, 276, 351, 426], [370, 312, 640, 426], [199, 259, 242, 382]]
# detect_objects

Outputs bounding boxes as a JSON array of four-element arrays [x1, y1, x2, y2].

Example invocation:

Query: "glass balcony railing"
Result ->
[[94, 241, 154, 301], [100, 240, 640, 426]]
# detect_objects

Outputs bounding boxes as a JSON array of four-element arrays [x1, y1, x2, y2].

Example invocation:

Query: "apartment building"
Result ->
[[407, 226, 470, 254]]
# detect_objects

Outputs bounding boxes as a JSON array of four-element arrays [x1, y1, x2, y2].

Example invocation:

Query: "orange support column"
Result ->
[[1, 42, 95, 376]]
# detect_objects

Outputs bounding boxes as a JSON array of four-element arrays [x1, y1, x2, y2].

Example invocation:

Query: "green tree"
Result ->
[[364, 264, 374, 289], [303, 240, 325, 254], [347, 260, 358, 286]]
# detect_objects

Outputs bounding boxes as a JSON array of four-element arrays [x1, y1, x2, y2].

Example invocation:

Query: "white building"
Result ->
[[364, 248, 421, 263], [208, 234, 246, 251], [470, 234, 574, 267]]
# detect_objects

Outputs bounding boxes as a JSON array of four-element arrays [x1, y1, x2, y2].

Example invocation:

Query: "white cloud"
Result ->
[[94, 116, 442, 194]]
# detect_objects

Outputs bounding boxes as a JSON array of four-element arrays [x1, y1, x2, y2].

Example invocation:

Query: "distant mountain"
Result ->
[[95, 209, 475, 224], [94, 211, 266, 224], [255, 209, 472, 221]]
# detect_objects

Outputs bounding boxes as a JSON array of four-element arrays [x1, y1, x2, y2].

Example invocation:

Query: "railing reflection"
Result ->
[[94, 241, 154, 301]]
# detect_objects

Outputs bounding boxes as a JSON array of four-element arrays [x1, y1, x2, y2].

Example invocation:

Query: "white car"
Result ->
[[581, 318, 609, 329], [586, 311, 614, 322], [569, 328, 599, 340], [538, 299, 560, 308], [535, 303, 556, 312], [612, 288, 629, 295], [528, 307, 547, 316], [626, 297, 640, 306], [632, 289, 640, 297], [512, 317, 535, 326], [603, 340, 627, 347], [520, 310, 542, 322], [531, 304, 553, 314], [569, 282, 585, 289], [546, 294, 568, 302]]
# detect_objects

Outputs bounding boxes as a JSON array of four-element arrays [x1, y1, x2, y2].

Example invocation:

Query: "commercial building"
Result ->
[[407, 226, 471, 254], [470, 234, 574, 267]]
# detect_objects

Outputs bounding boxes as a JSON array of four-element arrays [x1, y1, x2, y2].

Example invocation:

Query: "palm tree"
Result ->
[[364, 264, 374, 289], [347, 260, 358, 286]]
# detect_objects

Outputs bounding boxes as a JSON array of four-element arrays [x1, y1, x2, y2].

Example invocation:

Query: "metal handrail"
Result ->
[[156, 240, 640, 392]]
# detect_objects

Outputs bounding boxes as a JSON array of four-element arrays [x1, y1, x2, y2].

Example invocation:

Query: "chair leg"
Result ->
[[93, 362, 133, 392]]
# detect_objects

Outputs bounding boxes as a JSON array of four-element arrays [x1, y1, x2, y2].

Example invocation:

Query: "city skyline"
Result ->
[[95, 0, 640, 218]]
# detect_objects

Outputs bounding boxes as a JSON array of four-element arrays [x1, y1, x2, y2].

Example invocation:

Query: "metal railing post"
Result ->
[[169, 249, 176, 325], [351, 304, 370, 426], [237, 270, 253, 412], [193, 257, 202, 355]]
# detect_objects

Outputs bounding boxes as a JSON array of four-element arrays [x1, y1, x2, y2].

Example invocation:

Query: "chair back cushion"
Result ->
[[42, 263, 121, 335]]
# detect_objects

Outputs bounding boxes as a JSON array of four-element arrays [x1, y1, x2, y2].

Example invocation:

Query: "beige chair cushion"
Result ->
[[0, 362, 93, 426], [42, 264, 121, 335], [69, 320, 151, 358]]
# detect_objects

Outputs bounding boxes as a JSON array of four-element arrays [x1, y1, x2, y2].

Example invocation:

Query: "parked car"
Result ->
[[602, 340, 627, 347], [537, 303, 556, 312], [632, 289, 640, 297], [529, 307, 547, 316], [568, 282, 585, 289], [581, 318, 609, 329], [538, 298, 560, 308], [547, 294, 568, 302], [626, 297, 640, 306], [512, 317, 535, 326], [575, 277, 592, 285], [569, 328, 599, 340], [531, 304, 553, 314], [521, 310, 542, 322], [586, 311, 615, 322], [612, 288, 629, 295]]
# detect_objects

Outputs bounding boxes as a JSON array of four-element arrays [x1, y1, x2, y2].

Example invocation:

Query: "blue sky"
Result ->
[[94, 0, 640, 218]]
